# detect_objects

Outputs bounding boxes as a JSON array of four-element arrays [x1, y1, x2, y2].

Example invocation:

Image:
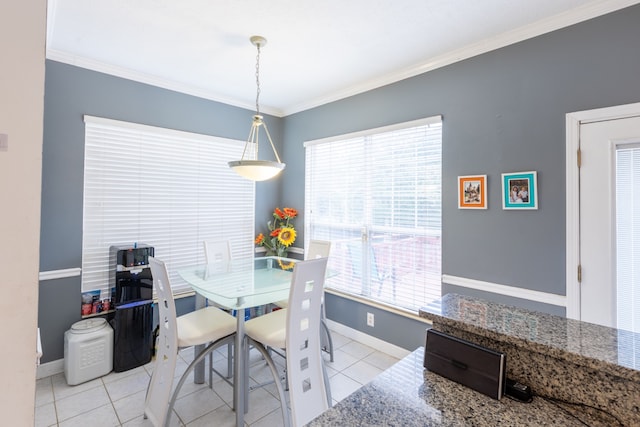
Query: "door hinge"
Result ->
[[577, 264, 582, 283], [577, 148, 581, 168]]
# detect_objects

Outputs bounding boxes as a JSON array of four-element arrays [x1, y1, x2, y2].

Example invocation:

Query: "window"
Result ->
[[304, 117, 442, 312], [82, 116, 255, 298], [616, 144, 640, 369], [616, 145, 640, 335]]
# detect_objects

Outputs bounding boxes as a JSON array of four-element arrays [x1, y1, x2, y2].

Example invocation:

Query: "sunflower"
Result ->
[[255, 207, 299, 256], [277, 226, 296, 246]]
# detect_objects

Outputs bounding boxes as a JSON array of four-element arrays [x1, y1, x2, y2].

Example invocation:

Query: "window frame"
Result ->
[[304, 116, 442, 313]]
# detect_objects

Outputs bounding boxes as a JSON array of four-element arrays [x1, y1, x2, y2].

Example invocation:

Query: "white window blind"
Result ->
[[305, 117, 442, 312], [82, 116, 255, 298], [616, 144, 640, 336]]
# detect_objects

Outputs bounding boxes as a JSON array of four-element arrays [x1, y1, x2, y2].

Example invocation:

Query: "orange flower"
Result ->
[[256, 206, 298, 256], [283, 207, 298, 218]]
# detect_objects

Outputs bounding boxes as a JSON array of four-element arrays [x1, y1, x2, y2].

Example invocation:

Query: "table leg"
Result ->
[[234, 307, 247, 427], [194, 293, 206, 384]]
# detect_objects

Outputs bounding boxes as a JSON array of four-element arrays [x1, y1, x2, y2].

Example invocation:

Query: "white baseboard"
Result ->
[[38, 321, 411, 379], [37, 359, 64, 379], [325, 319, 411, 360], [442, 274, 566, 307]]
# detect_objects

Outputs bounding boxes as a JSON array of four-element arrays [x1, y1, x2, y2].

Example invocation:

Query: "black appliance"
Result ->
[[109, 244, 154, 372], [424, 329, 506, 400]]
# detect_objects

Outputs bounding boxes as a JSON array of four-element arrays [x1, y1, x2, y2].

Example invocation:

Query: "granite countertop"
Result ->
[[419, 293, 640, 383], [308, 348, 607, 426]]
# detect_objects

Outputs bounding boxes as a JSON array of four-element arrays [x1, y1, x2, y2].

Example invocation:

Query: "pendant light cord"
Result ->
[[255, 43, 261, 116]]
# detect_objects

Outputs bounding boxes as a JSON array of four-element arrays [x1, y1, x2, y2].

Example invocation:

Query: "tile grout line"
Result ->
[[36, 331, 401, 427]]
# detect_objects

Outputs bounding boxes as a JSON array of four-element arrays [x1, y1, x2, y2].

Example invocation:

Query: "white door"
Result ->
[[578, 115, 640, 329]]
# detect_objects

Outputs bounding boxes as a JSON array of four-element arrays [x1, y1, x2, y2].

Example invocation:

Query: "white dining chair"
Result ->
[[144, 257, 237, 427], [203, 240, 234, 382], [203, 240, 232, 264], [307, 239, 332, 260], [244, 257, 332, 427], [275, 240, 334, 361]]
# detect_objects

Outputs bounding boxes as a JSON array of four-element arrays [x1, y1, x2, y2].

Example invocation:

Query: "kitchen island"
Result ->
[[419, 293, 639, 426], [309, 293, 639, 426], [308, 347, 609, 426]]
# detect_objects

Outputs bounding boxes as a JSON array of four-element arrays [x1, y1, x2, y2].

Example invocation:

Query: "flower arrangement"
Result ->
[[255, 207, 298, 258]]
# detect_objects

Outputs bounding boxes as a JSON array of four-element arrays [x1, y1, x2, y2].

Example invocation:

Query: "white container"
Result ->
[[64, 318, 114, 385]]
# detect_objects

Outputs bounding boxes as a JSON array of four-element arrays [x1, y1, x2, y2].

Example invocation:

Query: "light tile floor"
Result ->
[[35, 329, 407, 427]]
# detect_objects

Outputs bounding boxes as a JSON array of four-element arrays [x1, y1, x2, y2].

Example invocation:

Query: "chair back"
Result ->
[[144, 257, 178, 427], [285, 257, 330, 426], [306, 240, 331, 259], [203, 240, 232, 264]]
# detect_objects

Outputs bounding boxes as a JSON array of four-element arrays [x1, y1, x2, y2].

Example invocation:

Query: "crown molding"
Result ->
[[46, 48, 286, 117], [47, 0, 638, 117], [282, 0, 640, 115]]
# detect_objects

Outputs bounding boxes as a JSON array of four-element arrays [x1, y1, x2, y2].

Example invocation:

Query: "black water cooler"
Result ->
[[109, 245, 154, 372]]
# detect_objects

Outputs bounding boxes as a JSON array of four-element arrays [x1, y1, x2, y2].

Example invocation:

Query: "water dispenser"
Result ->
[[109, 244, 154, 372]]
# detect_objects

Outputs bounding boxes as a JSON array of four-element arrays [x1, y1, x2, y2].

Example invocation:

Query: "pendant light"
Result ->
[[228, 36, 285, 181]]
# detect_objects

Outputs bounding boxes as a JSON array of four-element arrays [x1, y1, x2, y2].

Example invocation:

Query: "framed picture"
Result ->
[[502, 171, 537, 210], [458, 175, 487, 209]]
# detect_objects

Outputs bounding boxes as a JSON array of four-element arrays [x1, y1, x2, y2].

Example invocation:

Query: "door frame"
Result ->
[[565, 102, 640, 320]]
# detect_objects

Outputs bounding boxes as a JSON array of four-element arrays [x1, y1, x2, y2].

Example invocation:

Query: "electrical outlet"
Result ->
[[367, 312, 374, 327]]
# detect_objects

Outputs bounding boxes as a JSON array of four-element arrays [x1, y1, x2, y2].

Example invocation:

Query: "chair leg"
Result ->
[[167, 335, 235, 427], [209, 351, 213, 388], [247, 338, 291, 427], [227, 342, 233, 378], [322, 356, 333, 407], [320, 319, 334, 362], [143, 377, 150, 420], [320, 304, 334, 363], [209, 343, 234, 389]]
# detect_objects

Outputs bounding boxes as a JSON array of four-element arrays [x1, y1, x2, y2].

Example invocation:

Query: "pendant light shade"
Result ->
[[227, 159, 285, 181], [228, 36, 285, 181]]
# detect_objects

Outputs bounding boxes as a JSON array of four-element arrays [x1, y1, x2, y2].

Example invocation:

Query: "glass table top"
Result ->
[[178, 256, 298, 310]]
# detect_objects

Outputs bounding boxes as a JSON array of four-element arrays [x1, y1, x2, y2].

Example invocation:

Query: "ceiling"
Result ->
[[46, 0, 637, 116]]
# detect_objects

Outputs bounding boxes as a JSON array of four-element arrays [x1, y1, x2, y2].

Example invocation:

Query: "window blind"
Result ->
[[304, 117, 442, 312], [82, 116, 255, 298], [616, 144, 640, 336]]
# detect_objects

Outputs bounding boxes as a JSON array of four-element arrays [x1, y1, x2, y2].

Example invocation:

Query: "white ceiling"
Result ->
[[46, 0, 637, 116]]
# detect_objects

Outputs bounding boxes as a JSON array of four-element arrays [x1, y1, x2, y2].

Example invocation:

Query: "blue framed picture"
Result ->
[[502, 171, 538, 210]]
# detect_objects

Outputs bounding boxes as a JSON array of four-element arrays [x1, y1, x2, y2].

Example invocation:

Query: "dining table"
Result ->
[[178, 255, 299, 427]]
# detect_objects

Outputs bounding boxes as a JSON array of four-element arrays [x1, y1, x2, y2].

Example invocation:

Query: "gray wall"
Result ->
[[39, 61, 282, 361], [284, 5, 640, 291], [281, 5, 640, 344], [39, 5, 640, 360], [324, 294, 430, 350]]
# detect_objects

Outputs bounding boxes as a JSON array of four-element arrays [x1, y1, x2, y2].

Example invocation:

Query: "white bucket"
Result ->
[[64, 318, 114, 385]]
